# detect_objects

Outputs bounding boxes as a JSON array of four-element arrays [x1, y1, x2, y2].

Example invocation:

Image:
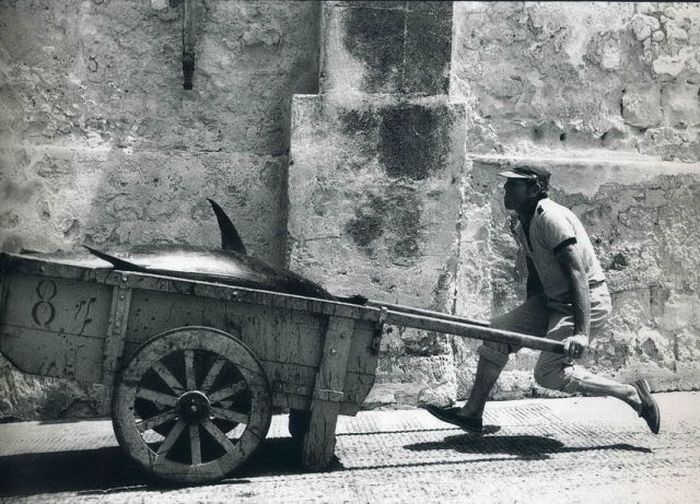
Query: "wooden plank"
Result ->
[[338, 318, 380, 413], [302, 316, 356, 470], [124, 289, 327, 368], [1, 325, 106, 382], [101, 277, 133, 409], [0, 273, 112, 382]]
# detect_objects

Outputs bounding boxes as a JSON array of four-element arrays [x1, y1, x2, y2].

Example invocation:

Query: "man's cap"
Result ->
[[498, 165, 551, 187]]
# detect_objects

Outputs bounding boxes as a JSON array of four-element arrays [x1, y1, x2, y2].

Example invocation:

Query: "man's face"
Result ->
[[503, 178, 533, 210]]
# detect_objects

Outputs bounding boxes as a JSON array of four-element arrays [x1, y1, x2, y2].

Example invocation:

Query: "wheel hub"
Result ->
[[177, 390, 210, 424]]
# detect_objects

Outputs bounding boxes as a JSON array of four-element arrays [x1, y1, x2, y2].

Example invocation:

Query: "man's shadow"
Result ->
[[405, 433, 652, 461]]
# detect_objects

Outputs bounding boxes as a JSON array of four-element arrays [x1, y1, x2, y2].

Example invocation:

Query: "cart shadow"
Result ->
[[0, 445, 146, 497], [0, 437, 316, 497], [405, 433, 652, 461]]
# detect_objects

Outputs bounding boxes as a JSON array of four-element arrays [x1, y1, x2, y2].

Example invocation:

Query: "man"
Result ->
[[427, 165, 660, 435]]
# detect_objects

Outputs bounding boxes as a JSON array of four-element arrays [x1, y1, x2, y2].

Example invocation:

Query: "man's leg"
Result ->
[[534, 293, 641, 411], [459, 295, 550, 420], [534, 351, 641, 409], [459, 346, 508, 419]]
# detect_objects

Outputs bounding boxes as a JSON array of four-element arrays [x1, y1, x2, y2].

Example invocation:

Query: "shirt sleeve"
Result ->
[[538, 211, 577, 251]]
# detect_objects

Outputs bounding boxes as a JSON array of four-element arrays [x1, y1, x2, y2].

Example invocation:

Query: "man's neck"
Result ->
[[517, 197, 545, 224]]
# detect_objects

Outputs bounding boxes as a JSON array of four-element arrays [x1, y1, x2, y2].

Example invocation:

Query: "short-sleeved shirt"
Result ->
[[515, 198, 606, 304]]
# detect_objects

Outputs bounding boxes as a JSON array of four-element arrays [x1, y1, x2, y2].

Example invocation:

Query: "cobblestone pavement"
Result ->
[[1, 392, 698, 503]]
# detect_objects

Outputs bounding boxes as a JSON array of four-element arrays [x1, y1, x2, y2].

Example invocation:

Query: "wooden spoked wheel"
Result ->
[[112, 327, 271, 484]]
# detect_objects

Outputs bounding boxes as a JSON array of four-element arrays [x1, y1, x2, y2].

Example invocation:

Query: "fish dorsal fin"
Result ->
[[83, 246, 148, 272], [207, 199, 247, 254]]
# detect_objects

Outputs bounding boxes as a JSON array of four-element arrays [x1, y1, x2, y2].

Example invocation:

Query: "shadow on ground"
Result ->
[[405, 434, 652, 461], [0, 437, 310, 497], [0, 434, 651, 497]]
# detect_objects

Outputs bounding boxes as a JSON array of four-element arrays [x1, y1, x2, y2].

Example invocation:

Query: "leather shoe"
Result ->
[[634, 379, 660, 434], [424, 406, 485, 435]]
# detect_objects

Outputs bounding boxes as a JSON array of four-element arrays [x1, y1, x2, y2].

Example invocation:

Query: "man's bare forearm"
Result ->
[[568, 268, 591, 338]]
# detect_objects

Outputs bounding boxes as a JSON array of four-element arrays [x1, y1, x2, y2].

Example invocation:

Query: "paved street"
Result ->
[[1, 392, 699, 503]]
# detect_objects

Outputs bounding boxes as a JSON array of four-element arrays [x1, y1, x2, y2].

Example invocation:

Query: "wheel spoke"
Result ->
[[156, 419, 186, 457], [184, 350, 196, 390], [136, 388, 178, 408], [210, 406, 249, 424], [201, 418, 236, 454], [208, 381, 247, 404], [136, 409, 178, 433], [200, 357, 226, 393], [189, 425, 202, 466], [152, 361, 184, 395]]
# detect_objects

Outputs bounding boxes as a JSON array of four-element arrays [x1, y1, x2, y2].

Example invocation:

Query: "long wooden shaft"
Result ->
[[384, 309, 565, 354], [366, 299, 490, 327]]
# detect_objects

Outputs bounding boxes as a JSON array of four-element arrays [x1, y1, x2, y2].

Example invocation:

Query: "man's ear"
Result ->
[[527, 181, 543, 196]]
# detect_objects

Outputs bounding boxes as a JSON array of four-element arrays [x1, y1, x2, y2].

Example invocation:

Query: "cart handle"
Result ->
[[367, 300, 565, 355], [366, 300, 490, 327]]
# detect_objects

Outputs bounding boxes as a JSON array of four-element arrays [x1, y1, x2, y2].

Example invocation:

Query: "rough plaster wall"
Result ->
[[452, 2, 700, 160], [289, 94, 467, 408], [0, 0, 320, 419], [289, 1, 463, 408], [289, 1, 699, 408], [1, 1, 698, 419], [451, 2, 700, 400]]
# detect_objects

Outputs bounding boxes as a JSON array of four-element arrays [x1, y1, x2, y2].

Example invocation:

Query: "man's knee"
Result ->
[[477, 342, 510, 368], [533, 364, 565, 390], [533, 360, 579, 393]]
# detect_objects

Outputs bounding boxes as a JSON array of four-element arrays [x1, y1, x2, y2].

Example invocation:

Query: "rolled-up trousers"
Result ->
[[477, 284, 612, 394]]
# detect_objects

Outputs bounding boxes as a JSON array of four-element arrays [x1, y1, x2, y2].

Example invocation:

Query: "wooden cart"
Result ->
[[0, 252, 564, 484]]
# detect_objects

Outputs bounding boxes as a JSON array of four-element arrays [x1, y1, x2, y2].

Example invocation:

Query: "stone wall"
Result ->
[[450, 2, 700, 401], [0, 0, 321, 418], [288, 1, 700, 408], [1, 1, 698, 419]]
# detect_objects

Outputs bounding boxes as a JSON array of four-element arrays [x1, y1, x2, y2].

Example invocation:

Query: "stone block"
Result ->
[[403, 5, 453, 94], [675, 329, 700, 363], [622, 86, 663, 128], [322, 5, 405, 95], [372, 353, 457, 408], [320, 2, 452, 95], [661, 294, 700, 332], [289, 95, 467, 307], [662, 81, 700, 128]]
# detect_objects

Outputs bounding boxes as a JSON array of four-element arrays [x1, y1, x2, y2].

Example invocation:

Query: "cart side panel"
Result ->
[[0, 272, 112, 382], [123, 288, 327, 406]]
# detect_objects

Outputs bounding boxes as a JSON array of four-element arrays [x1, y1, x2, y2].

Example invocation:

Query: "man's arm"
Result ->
[[555, 241, 590, 359], [526, 257, 543, 299]]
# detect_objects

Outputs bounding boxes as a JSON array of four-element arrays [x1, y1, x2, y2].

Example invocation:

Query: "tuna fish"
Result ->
[[28, 200, 364, 303]]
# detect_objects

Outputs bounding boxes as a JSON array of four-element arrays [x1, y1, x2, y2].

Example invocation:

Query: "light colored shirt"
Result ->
[[515, 198, 606, 304]]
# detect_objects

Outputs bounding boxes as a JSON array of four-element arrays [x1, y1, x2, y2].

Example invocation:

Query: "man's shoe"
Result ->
[[634, 379, 660, 434], [424, 406, 485, 435]]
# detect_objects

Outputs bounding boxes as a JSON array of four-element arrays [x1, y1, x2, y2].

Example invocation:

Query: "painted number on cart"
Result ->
[[32, 280, 57, 327]]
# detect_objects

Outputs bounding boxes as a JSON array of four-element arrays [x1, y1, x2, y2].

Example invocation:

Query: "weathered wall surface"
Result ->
[[289, 1, 700, 408], [1, 1, 699, 419], [0, 0, 320, 418], [450, 2, 700, 401], [289, 1, 465, 408]]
